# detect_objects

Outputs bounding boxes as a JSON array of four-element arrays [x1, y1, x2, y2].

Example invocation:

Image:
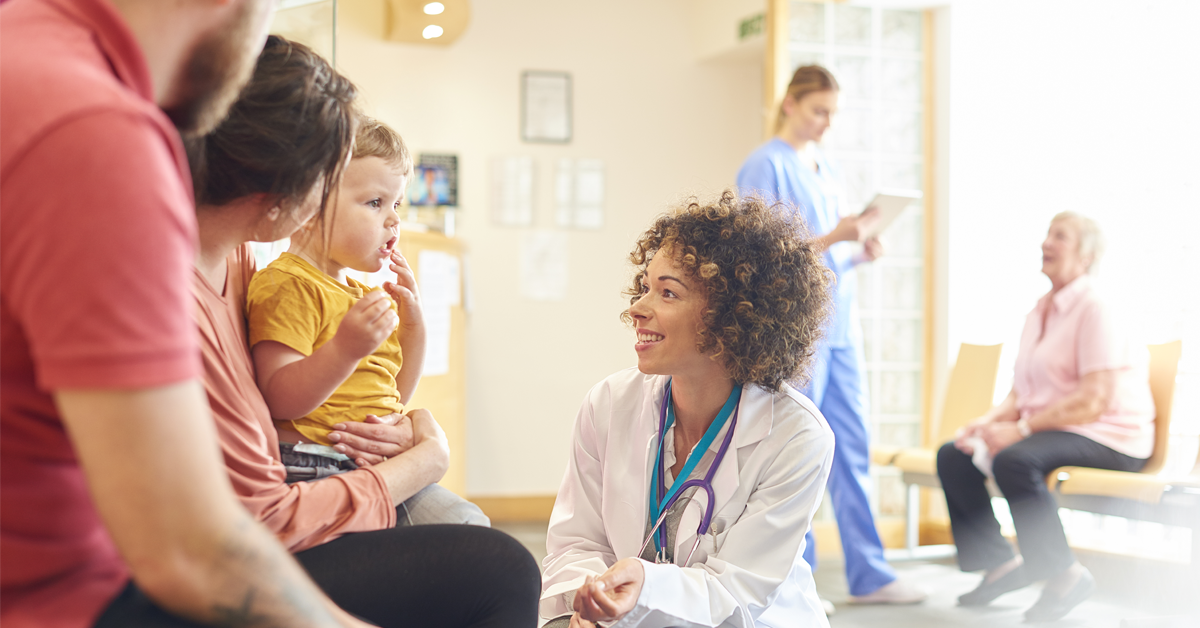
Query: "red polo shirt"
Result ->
[[0, 0, 201, 626]]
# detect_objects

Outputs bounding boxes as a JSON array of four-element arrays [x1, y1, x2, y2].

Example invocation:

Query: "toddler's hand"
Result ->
[[332, 291, 398, 360], [383, 250, 424, 331]]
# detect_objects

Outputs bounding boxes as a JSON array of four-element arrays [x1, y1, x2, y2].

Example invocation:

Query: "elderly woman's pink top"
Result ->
[[1013, 275, 1156, 459]]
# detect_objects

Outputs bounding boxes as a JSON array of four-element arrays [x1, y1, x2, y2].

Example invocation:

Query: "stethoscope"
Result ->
[[638, 380, 742, 567]]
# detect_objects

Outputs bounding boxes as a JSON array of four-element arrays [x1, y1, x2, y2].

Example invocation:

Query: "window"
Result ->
[[789, 1, 928, 518]]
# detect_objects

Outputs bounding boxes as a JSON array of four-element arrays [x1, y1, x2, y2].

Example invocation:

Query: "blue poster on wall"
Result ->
[[409, 153, 458, 207]]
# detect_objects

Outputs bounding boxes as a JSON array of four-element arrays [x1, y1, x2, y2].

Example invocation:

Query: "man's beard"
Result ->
[[165, 0, 269, 137]]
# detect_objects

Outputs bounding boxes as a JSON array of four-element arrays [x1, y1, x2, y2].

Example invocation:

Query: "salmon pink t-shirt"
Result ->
[[1, 0, 201, 625], [1012, 275, 1155, 458], [194, 245, 396, 551]]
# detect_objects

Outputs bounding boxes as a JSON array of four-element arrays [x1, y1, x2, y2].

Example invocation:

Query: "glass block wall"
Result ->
[[789, 1, 926, 519]]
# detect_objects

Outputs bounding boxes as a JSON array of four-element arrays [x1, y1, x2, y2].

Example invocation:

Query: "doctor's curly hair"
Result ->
[[622, 191, 833, 391]]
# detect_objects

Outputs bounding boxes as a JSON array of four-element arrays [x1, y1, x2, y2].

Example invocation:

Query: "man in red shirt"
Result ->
[[1, 1, 370, 626]]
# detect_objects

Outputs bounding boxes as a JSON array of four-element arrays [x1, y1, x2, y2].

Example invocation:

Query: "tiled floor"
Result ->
[[809, 556, 1193, 628], [493, 522, 1199, 627]]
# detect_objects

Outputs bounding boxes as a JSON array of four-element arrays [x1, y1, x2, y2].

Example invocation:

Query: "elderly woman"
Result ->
[[937, 212, 1154, 622], [540, 192, 837, 627]]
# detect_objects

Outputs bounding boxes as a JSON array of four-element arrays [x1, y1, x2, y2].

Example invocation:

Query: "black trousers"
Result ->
[[936, 431, 1144, 580], [94, 522, 540, 627]]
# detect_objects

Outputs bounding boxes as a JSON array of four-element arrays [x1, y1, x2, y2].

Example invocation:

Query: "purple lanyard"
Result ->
[[648, 381, 741, 554]]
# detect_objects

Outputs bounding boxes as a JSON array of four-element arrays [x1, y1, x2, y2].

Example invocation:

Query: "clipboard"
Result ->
[[858, 189, 922, 240]]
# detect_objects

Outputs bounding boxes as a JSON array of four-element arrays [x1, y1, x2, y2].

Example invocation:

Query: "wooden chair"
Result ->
[[1050, 341, 1197, 569], [883, 343, 1004, 552], [881, 341, 1192, 564], [1052, 340, 1182, 490]]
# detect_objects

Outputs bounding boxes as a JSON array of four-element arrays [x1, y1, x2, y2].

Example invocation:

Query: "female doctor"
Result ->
[[540, 191, 837, 627], [736, 65, 924, 606]]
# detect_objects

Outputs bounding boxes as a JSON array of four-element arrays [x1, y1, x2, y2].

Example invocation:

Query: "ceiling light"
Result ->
[[386, 0, 469, 46]]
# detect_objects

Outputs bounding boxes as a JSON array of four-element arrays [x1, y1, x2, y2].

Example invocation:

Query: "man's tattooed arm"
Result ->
[[58, 384, 370, 627]]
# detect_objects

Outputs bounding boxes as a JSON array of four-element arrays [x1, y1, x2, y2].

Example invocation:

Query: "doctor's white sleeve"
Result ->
[[540, 393, 618, 620], [615, 424, 834, 628]]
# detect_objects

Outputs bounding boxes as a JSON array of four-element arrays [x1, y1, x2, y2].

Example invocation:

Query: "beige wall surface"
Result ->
[[684, 0, 765, 62], [336, 0, 763, 496]]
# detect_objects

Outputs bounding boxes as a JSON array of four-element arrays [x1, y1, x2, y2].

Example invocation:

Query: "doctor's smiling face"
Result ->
[[629, 250, 722, 381]]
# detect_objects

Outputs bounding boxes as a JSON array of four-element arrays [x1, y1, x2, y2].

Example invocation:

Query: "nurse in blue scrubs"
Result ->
[[736, 65, 925, 607]]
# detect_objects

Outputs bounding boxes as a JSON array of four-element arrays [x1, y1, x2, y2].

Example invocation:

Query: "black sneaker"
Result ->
[[958, 565, 1033, 607], [1023, 567, 1095, 623]]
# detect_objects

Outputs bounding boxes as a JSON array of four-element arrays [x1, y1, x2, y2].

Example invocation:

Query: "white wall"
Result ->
[[336, 0, 763, 496], [945, 0, 1200, 400]]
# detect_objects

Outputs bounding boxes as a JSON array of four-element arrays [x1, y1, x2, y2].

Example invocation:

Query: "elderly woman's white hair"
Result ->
[[1051, 211, 1105, 274]]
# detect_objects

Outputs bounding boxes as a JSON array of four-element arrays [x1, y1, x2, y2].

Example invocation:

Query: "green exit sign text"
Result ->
[[739, 13, 764, 40]]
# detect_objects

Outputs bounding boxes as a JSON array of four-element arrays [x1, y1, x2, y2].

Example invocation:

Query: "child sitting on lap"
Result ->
[[247, 117, 423, 482]]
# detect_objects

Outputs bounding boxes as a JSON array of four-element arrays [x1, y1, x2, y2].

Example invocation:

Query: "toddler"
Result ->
[[246, 117, 423, 481]]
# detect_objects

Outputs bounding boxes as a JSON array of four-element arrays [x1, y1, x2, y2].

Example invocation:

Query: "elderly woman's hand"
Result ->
[[953, 419, 988, 454], [328, 412, 414, 466], [953, 430, 977, 455], [980, 421, 1024, 454]]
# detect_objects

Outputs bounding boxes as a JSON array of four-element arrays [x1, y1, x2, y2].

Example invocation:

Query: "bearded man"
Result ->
[[0, 1, 371, 626]]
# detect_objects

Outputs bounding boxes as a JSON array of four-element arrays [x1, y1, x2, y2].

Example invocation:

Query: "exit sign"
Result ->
[[739, 13, 764, 40]]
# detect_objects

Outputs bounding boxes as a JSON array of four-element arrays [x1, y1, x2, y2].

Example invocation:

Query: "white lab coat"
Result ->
[[541, 368, 835, 628]]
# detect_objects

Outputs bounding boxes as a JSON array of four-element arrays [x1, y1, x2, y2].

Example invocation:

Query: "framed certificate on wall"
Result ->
[[521, 71, 572, 144]]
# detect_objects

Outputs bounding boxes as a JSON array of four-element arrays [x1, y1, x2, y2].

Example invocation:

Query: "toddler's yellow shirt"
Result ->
[[246, 252, 403, 445]]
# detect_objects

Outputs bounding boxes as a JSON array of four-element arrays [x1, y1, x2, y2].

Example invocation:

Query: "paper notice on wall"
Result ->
[[574, 159, 605, 229], [520, 230, 568, 301], [555, 159, 574, 227], [554, 158, 605, 230], [521, 71, 571, 142], [421, 303, 451, 377], [491, 156, 535, 226], [419, 250, 460, 306], [418, 250, 460, 377]]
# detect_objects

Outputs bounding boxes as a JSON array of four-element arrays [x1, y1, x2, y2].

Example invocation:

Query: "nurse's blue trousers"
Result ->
[[801, 343, 897, 596]]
